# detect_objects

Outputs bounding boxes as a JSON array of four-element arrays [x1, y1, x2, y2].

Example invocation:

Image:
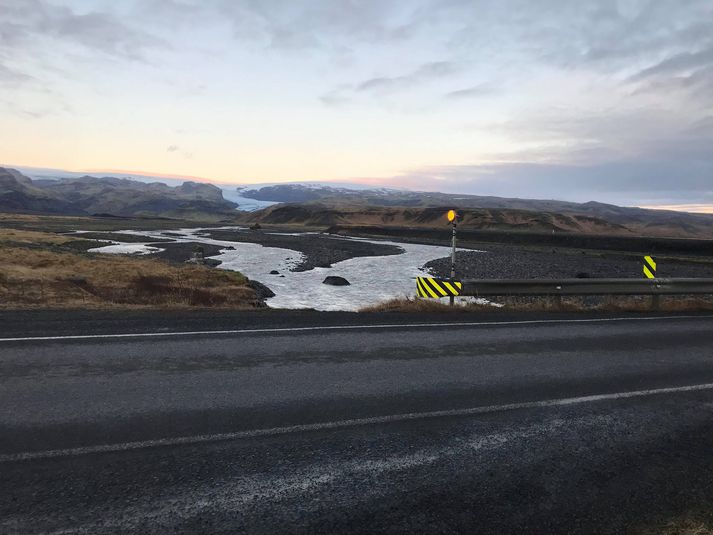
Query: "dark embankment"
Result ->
[[328, 225, 713, 258]]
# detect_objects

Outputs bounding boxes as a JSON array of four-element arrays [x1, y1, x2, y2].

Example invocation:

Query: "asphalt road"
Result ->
[[2, 312, 713, 533]]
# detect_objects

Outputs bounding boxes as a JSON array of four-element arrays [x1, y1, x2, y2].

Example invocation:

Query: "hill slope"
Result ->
[[236, 203, 632, 235], [238, 184, 713, 238], [0, 168, 79, 214]]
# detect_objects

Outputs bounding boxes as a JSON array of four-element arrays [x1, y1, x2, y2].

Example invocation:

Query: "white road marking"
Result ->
[[0, 315, 711, 343], [2, 381, 712, 463]]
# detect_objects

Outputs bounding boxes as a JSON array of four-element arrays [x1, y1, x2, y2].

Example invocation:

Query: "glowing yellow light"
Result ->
[[447, 209, 456, 222]]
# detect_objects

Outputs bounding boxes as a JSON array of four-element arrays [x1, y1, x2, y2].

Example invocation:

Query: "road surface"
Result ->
[[1, 311, 713, 533]]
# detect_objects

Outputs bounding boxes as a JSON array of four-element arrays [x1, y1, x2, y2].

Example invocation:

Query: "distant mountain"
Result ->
[[0, 167, 79, 214], [237, 184, 713, 238], [17, 165, 275, 213], [238, 184, 400, 204], [3, 168, 713, 237], [0, 168, 237, 219]]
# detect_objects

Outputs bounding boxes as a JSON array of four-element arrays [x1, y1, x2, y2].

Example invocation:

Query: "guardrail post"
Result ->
[[650, 279, 661, 311], [449, 218, 457, 307]]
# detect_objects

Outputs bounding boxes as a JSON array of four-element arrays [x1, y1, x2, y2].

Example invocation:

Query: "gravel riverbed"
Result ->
[[424, 245, 713, 279], [199, 229, 404, 272]]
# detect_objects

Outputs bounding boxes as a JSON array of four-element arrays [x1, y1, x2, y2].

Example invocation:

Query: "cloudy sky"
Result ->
[[1, 0, 712, 210]]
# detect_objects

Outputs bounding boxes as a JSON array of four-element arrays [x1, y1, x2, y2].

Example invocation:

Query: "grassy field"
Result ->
[[0, 227, 259, 309]]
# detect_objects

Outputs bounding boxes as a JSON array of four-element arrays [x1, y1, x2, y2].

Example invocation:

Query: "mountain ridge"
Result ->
[[0, 167, 237, 219], [236, 184, 713, 238], [2, 167, 713, 238]]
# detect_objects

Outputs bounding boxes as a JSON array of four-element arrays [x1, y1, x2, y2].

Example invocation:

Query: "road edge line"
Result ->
[[2, 381, 712, 463]]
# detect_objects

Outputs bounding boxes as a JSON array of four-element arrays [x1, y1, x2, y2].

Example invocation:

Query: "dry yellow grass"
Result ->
[[0, 213, 57, 221], [0, 228, 71, 245], [0, 212, 202, 232], [360, 297, 494, 313], [0, 246, 258, 309]]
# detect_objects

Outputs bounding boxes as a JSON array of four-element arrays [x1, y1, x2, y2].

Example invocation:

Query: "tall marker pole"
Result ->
[[447, 209, 457, 306]]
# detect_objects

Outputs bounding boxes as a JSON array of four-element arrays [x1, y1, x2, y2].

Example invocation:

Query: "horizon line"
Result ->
[[5, 162, 713, 215], [7, 163, 379, 188]]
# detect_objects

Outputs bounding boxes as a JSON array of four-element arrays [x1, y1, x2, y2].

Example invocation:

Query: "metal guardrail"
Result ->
[[461, 278, 713, 297]]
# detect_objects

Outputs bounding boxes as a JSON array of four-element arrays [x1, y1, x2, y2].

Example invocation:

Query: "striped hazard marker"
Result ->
[[643, 255, 657, 279], [417, 277, 463, 298]]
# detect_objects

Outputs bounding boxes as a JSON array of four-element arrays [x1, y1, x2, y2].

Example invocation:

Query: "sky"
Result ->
[[1, 0, 712, 210]]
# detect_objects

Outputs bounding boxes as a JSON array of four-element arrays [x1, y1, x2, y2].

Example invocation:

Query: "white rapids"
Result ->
[[87, 243, 165, 255]]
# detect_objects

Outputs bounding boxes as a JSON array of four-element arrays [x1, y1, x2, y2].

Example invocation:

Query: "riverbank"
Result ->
[[0, 229, 260, 309]]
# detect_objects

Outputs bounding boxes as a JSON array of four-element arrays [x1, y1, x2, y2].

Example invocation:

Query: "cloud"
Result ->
[[388, 114, 713, 206], [0, 0, 165, 61], [382, 101, 713, 206], [320, 60, 459, 103], [429, 0, 713, 86], [356, 61, 458, 93], [632, 45, 713, 81], [5, 0, 713, 208], [210, 0, 416, 50], [167, 145, 193, 159], [0, 62, 34, 86], [319, 88, 350, 106], [391, 159, 713, 206], [444, 83, 495, 100], [627, 43, 713, 104]]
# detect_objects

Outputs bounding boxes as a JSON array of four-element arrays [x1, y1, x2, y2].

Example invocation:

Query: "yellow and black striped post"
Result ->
[[643, 255, 656, 279], [416, 277, 463, 298], [447, 209, 458, 306]]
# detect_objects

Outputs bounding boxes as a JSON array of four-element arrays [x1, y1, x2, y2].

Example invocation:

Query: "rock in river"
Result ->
[[322, 276, 350, 286], [246, 280, 275, 299]]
